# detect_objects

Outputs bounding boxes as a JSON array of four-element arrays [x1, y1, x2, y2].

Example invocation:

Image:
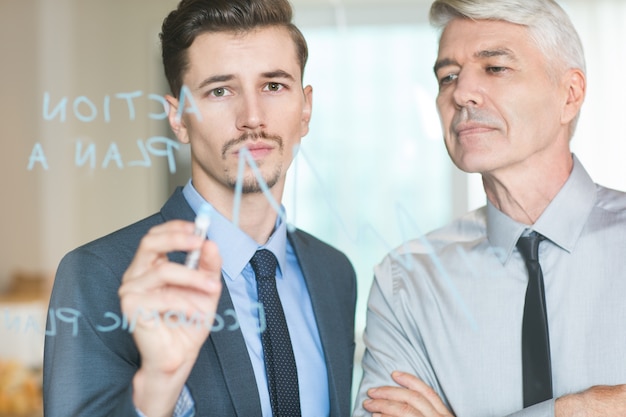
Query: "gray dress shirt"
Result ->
[[354, 156, 626, 417]]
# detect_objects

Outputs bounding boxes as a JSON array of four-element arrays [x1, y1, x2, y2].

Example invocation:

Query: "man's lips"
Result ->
[[222, 132, 283, 159], [454, 123, 495, 138], [232, 142, 274, 158]]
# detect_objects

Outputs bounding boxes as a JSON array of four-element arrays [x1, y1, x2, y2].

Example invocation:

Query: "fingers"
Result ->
[[121, 269, 220, 315], [122, 220, 222, 292], [391, 371, 450, 415], [119, 220, 223, 323], [197, 237, 222, 276], [117, 220, 224, 395], [365, 387, 431, 417], [120, 273, 221, 336], [124, 220, 202, 279], [122, 260, 219, 294], [364, 372, 453, 417]]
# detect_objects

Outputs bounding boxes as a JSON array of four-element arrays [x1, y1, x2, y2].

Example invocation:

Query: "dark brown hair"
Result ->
[[160, 0, 308, 97]]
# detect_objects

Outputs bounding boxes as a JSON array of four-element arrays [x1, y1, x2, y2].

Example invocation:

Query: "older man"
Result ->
[[354, 1, 626, 416]]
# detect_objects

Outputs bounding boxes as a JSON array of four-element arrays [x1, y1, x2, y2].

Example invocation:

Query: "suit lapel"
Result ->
[[207, 280, 262, 416], [288, 231, 346, 417]]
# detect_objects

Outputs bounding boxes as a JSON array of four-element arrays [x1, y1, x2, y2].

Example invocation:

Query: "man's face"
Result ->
[[434, 19, 570, 175], [167, 26, 312, 195]]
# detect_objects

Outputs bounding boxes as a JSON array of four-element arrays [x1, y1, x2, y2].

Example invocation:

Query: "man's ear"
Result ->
[[165, 94, 190, 144], [300, 85, 313, 137], [561, 68, 586, 125]]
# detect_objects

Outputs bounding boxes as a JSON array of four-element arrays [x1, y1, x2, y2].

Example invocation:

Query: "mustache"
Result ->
[[451, 107, 503, 133], [221, 131, 283, 158]]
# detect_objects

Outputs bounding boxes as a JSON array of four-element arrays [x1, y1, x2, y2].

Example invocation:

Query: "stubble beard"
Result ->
[[228, 166, 282, 193], [222, 132, 284, 194]]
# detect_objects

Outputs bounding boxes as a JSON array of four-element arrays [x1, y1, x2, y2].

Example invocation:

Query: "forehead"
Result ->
[[436, 18, 540, 64], [184, 26, 301, 83]]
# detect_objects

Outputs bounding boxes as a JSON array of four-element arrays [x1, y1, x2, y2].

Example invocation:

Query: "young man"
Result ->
[[43, 1, 356, 416], [354, 1, 626, 416]]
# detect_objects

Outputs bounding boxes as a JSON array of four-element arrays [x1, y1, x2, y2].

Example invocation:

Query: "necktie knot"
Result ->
[[517, 231, 545, 263], [250, 249, 278, 281]]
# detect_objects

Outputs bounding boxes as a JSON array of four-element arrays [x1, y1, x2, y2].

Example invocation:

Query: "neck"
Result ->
[[228, 192, 283, 245], [482, 153, 573, 225], [193, 179, 285, 245]]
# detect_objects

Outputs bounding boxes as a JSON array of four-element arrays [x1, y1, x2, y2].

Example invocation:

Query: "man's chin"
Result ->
[[449, 152, 498, 175], [229, 176, 280, 194]]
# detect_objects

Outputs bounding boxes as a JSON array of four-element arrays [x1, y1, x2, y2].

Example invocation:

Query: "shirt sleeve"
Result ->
[[135, 385, 195, 417], [352, 257, 449, 416], [504, 400, 555, 417], [352, 256, 556, 417]]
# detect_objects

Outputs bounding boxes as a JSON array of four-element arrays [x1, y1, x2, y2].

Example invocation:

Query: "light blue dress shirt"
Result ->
[[355, 155, 626, 417], [179, 181, 330, 417]]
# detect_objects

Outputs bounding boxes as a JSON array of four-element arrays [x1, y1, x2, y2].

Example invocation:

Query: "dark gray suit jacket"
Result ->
[[43, 188, 357, 417]]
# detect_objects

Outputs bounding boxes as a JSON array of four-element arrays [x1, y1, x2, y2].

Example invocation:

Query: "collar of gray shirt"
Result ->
[[486, 154, 596, 265]]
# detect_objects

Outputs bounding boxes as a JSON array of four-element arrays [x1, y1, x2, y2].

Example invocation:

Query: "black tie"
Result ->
[[250, 249, 301, 417], [517, 232, 553, 407]]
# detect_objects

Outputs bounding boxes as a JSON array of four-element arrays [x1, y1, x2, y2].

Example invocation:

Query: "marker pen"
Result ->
[[185, 203, 211, 269]]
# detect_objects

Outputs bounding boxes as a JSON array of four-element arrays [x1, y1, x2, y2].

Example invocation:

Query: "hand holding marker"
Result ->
[[185, 203, 212, 269]]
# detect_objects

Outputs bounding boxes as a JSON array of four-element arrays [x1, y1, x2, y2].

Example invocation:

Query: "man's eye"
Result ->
[[266, 83, 283, 92], [487, 66, 507, 74], [439, 73, 458, 86], [210, 88, 228, 97]]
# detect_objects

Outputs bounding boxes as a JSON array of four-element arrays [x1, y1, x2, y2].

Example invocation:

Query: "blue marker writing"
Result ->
[[185, 203, 212, 269]]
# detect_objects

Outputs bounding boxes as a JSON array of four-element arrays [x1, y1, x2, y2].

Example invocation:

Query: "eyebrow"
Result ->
[[475, 48, 516, 60], [433, 48, 517, 75], [197, 74, 234, 90], [196, 69, 296, 90], [261, 69, 296, 82], [433, 58, 457, 75]]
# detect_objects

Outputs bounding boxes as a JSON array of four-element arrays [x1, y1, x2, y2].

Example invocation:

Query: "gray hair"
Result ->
[[429, 0, 586, 75]]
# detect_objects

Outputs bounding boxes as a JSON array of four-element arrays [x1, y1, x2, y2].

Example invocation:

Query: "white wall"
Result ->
[[0, 0, 180, 288]]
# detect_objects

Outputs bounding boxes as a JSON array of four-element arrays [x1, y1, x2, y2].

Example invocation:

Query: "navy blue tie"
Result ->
[[517, 232, 553, 407], [250, 249, 301, 417]]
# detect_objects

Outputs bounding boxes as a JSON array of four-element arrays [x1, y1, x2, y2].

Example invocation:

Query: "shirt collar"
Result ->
[[487, 154, 597, 264], [182, 180, 288, 281]]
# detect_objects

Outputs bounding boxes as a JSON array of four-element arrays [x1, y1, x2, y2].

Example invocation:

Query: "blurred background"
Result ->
[[1, 0, 625, 415]]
